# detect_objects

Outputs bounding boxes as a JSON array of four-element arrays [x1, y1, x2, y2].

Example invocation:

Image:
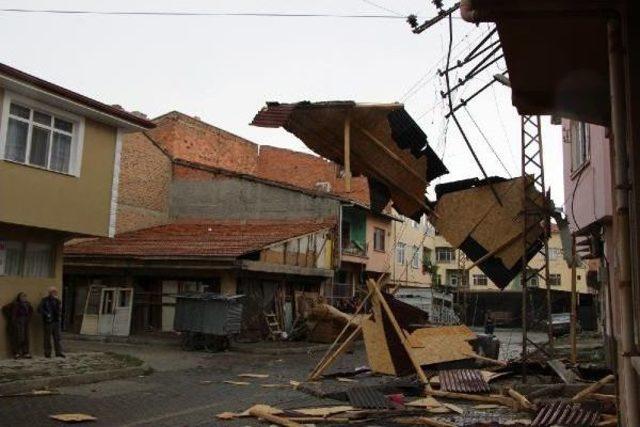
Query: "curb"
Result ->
[[63, 333, 180, 347], [0, 364, 150, 395], [230, 343, 331, 356]]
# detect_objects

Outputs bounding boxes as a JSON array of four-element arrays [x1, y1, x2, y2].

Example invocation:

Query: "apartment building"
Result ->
[[0, 62, 154, 357]]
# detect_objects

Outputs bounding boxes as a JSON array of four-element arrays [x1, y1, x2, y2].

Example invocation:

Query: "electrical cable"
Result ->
[[0, 8, 409, 19], [463, 105, 512, 177], [359, 0, 404, 17]]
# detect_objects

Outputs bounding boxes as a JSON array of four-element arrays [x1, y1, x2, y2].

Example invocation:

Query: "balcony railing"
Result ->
[[342, 241, 368, 257]]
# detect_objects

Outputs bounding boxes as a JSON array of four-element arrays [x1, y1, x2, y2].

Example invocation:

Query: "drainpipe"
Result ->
[[608, 16, 640, 427]]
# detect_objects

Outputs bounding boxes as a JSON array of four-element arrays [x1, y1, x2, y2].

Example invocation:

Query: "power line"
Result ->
[[0, 7, 410, 19], [359, 0, 404, 17], [463, 105, 512, 178], [400, 25, 487, 103]]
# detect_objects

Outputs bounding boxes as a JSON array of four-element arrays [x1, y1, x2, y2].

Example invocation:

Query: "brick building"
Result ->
[[254, 144, 397, 307], [63, 112, 341, 338]]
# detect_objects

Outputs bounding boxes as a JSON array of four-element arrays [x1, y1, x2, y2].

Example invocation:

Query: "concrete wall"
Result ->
[[0, 224, 64, 358], [170, 173, 340, 221], [562, 121, 613, 230], [390, 215, 432, 287], [365, 213, 393, 273]]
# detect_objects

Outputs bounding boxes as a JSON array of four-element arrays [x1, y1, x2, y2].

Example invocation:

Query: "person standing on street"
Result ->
[[484, 310, 495, 335], [10, 292, 33, 359], [37, 287, 64, 358]]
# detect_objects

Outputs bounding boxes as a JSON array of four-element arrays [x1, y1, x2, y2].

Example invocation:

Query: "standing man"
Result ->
[[484, 310, 495, 336], [38, 287, 64, 358]]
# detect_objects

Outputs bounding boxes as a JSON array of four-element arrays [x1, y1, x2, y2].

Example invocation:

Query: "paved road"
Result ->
[[1, 330, 546, 426], [0, 340, 363, 427]]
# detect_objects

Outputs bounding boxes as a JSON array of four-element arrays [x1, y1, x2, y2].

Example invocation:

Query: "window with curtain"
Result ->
[[3, 101, 76, 174], [396, 242, 405, 264], [23, 243, 54, 278], [571, 121, 590, 171], [0, 241, 24, 276], [373, 228, 385, 251]]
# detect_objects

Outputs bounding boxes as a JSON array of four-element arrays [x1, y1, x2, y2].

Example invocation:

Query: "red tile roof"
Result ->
[[65, 219, 335, 259]]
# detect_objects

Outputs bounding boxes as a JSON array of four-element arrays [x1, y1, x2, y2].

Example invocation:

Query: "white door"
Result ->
[[98, 288, 116, 335], [112, 288, 133, 336], [80, 285, 103, 335]]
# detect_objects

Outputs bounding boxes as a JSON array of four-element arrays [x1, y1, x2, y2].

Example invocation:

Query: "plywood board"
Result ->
[[361, 316, 397, 375], [410, 325, 476, 366]]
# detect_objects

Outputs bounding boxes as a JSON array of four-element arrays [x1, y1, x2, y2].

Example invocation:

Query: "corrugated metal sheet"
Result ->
[[531, 400, 601, 426], [439, 369, 491, 393], [346, 386, 393, 409]]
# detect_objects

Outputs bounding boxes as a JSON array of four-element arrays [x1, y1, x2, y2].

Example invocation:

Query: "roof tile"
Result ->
[[65, 219, 335, 258]]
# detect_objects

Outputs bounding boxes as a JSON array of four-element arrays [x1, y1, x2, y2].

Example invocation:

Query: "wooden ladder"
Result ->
[[264, 312, 282, 341]]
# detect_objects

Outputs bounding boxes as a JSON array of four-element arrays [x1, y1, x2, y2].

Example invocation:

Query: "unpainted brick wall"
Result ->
[[256, 145, 370, 205], [116, 132, 172, 233], [148, 112, 259, 174]]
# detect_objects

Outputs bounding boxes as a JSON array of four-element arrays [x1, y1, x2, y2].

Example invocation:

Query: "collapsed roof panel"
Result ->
[[431, 176, 545, 289], [251, 101, 448, 218]]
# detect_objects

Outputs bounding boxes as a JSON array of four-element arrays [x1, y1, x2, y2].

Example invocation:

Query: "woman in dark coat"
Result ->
[[10, 292, 33, 358]]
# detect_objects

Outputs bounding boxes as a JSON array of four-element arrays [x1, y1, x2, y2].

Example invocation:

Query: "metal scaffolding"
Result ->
[[520, 115, 554, 382]]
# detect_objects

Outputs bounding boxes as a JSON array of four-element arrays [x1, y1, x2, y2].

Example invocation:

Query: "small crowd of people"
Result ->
[[1, 287, 65, 359]]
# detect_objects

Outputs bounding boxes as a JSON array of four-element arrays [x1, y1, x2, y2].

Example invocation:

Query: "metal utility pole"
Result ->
[[570, 235, 577, 364], [520, 115, 553, 383], [457, 249, 468, 324]]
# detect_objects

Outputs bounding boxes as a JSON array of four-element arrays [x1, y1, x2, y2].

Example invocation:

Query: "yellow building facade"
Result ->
[[0, 63, 153, 357]]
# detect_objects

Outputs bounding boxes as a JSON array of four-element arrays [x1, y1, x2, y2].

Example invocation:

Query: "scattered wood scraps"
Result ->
[[223, 380, 251, 386], [238, 373, 269, 379], [49, 413, 97, 423]]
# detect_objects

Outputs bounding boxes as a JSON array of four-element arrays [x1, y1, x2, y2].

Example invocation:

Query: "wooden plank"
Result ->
[[571, 374, 615, 402], [344, 114, 351, 192], [426, 389, 517, 408], [248, 405, 303, 427], [506, 387, 536, 411]]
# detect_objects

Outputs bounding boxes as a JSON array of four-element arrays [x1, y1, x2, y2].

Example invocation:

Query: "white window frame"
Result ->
[[571, 121, 590, 172], [549, 273, 561, 287], [473, 274, 488, 286], [410, 245, 420, 269], [0, 91, 85, 176], [435, 247, 455, 263], [396, 242, 406, 265]]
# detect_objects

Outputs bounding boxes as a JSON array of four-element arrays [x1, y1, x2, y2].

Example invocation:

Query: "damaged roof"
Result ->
[[460, 0, 612, 126], [432, 176, 545, 289], [251, 101, 448, 219], [65, 219, 335, 259]]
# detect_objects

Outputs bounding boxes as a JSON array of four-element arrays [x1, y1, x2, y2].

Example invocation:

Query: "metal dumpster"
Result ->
[[174, 293, 244, 351]]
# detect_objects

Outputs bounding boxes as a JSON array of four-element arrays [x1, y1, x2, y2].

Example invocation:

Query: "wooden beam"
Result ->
[[506, 387, 537, 411], [570, 234, 578, 364], [571, 374, 615, 402], [353, 123, 427, 185], [248, 405, 303, 427], [426, 389, 517, 408], [309, 324, 363, 381], [344, 114, 351, 192]]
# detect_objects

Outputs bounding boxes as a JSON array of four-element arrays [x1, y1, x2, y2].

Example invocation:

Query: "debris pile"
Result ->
[[217, 279, 619, 426]]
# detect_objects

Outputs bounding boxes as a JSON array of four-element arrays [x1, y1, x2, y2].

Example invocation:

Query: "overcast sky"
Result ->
[[0, 0, 565, 206]]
